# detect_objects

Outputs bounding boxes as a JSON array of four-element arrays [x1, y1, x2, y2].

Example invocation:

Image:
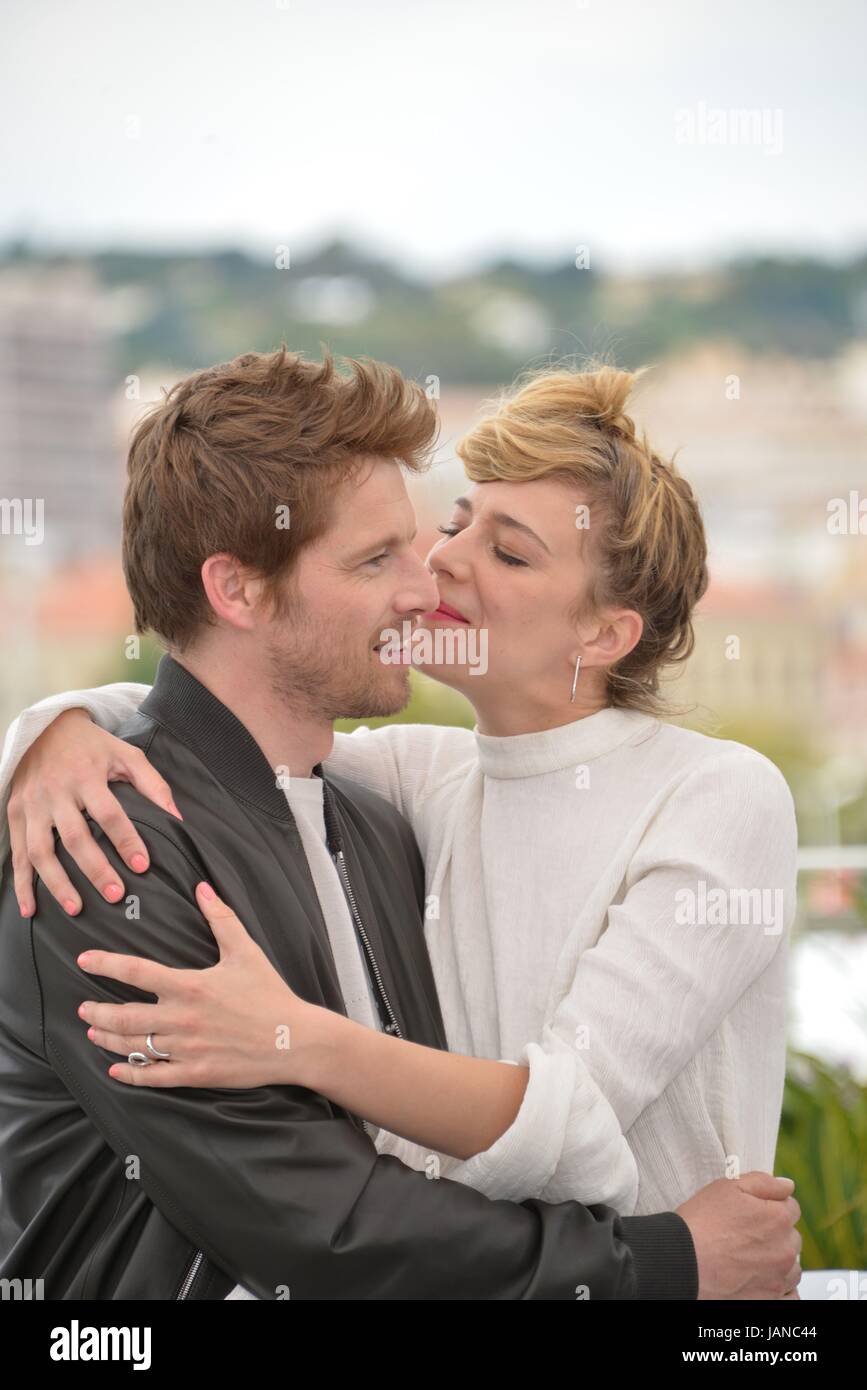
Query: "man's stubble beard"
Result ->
[[264, 614, 412, 722]]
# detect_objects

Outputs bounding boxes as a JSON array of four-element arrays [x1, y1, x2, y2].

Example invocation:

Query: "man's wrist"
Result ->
[[617, 1210, 700, 1300]]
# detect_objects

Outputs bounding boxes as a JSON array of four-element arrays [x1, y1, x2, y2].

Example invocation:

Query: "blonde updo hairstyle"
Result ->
[[455, 362, 709, 715]]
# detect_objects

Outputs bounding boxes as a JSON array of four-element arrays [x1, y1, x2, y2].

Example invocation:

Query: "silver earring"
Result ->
[[569, 654, 582, 703]]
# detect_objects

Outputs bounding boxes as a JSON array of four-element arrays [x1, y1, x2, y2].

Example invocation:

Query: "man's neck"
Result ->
[[172, 647, 334, 780]]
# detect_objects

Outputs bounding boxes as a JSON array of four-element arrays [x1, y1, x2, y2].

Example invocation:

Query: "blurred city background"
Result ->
[[1, 0, 864, 1269]]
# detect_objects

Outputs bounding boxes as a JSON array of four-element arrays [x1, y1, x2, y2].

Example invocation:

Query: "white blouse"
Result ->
[[0, 687, 798, 1216]]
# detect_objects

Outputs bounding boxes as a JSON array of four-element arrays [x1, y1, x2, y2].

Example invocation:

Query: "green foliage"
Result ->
[[777, 1051, 867, 1269], [5, 241, 866, 382], [684, 712, 824, 787], [89, 634, 164, 689]]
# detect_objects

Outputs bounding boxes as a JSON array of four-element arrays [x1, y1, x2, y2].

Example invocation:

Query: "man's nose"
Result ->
[[395, 553, 439, 617]]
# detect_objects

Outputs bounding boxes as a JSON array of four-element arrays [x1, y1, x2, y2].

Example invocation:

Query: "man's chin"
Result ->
[[333, 664, 413, 721]]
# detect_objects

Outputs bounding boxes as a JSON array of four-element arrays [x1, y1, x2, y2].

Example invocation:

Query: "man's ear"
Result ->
[[200, 554, 265, 632]]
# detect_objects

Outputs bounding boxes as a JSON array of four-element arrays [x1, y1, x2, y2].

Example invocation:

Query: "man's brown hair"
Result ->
[[122, 346, 438, 649]]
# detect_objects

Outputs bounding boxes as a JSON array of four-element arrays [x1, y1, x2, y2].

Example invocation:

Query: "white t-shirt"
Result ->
[[280, 774, 383, 1036], [226, 773, 382, 1301]]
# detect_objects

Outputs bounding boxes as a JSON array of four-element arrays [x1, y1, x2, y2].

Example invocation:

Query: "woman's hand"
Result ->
[[8, 708, 180, 918], [77, 882, 335, 1089]]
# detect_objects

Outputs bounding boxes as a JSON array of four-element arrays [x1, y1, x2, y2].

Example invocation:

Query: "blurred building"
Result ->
[[0, 264, 122, 570], [683, 581, 829, 728]]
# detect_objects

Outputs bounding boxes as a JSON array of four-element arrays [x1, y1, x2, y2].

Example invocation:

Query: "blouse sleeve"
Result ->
[[440, 747, 798, 1212]]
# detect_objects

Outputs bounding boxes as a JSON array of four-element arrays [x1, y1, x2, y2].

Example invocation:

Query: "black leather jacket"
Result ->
[[0, 656, 698, 1300]]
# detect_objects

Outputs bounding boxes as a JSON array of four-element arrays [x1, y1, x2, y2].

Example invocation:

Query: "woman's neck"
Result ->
[[472, 690, 609, 738]]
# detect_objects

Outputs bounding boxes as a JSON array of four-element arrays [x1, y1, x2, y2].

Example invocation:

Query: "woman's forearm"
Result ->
[[295, 1005, 529, 1160]]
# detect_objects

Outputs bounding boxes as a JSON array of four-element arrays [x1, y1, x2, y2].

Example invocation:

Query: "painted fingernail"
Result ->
[[64, 898, 81, 915], [197, 881, 216, 900], [103, 883, 123, 903], [130, 853, 148, 872], [19, 900, 34, 918]]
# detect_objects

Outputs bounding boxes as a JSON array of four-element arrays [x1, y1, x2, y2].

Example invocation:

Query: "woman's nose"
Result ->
[[427, 538, 469, 582]]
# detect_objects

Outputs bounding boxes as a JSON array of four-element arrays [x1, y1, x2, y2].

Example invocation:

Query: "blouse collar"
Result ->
[[473, 705, 658, 779]]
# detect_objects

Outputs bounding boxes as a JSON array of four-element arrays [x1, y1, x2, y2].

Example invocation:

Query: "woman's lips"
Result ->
[[424, 602, 470, 624]]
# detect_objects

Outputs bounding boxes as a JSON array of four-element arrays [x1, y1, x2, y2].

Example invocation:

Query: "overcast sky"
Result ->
[[3, 0, 865, 276]]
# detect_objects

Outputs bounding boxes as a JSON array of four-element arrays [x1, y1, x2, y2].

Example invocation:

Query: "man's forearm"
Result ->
[[297, 1005, 529, 1160]]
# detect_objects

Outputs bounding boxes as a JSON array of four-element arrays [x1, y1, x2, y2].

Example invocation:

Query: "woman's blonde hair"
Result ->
[[455, 362, 709, 715]]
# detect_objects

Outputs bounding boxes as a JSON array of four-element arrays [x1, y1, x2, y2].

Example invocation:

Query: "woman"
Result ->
[[1, 363, 798, 1220]]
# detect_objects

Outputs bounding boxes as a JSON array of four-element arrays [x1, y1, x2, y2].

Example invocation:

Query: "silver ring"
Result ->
[[128, 1050, 154, 1066], [146, 1033, 171, 1061]]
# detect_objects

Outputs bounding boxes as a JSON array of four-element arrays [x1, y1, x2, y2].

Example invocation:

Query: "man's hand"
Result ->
[[677, 1171, 802, 1299], [8, 707, 180, 918]]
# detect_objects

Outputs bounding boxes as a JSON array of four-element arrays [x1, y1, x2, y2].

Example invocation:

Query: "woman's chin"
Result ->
[[411, 657, 488, 694], [410, 617, 491, 691]]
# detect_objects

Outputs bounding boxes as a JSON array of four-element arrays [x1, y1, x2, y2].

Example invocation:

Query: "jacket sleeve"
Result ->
[[16, 815, 697, 1301], [0, 682, 151, 870], [436, 749, 797, 1211]]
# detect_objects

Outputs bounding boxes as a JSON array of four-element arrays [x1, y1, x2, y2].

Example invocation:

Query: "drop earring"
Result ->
[[569, 654, 582, 703]]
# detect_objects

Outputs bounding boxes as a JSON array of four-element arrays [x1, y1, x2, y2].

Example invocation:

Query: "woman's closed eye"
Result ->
[[436, 524, 528, 568], [491, 545, 528, 568]]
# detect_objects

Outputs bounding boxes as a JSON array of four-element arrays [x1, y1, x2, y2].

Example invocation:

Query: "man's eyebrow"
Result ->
[[345, 526, 419, 562], [453, 496, 551, 556]]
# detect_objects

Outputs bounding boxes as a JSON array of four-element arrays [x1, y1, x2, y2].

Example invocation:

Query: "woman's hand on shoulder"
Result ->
[[77, 882, 333, 1091], [8, 708, 179, 918]]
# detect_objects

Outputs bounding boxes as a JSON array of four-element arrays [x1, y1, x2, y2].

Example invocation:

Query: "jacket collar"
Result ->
[[139, 654, 328, 824]]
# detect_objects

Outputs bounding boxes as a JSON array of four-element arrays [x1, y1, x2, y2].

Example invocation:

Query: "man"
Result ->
[[0, 347, 800, 1299]]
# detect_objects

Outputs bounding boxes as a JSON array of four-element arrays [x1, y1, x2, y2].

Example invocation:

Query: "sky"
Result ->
[[2, 0, 866, 277]]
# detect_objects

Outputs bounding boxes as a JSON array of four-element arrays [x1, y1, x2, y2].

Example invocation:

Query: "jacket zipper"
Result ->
[[177, 1248, 204, 1299], [332, 848, 403, 1040]]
